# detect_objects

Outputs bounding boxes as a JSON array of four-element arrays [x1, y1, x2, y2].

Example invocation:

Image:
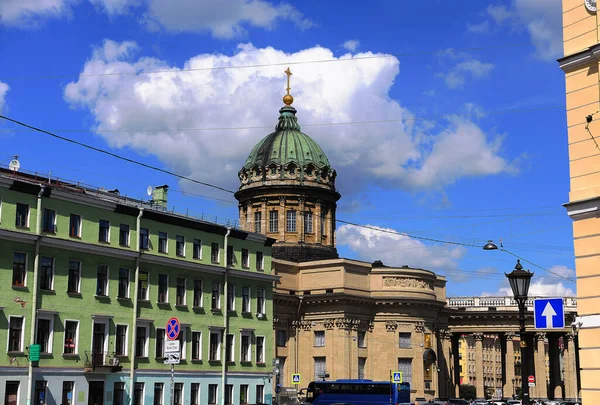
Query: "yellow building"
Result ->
[[559, 0, 600, 403]]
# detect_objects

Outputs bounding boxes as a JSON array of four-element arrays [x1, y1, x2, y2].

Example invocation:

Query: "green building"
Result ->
[[0, 168, 277, 405]]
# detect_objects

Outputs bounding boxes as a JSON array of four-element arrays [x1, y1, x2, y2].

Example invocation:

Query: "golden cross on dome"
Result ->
[[285, 67, 292, 94], [283, 67, 294, 105]]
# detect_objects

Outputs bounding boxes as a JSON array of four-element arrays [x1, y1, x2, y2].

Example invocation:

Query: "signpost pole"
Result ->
[[170, 363, 175, 405]]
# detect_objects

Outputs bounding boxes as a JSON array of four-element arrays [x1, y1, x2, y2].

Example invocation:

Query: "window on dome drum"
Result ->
[[42, 209, 56, 233], [158, 232, 168, 253], [304, 212, 313, 233], [15, 203, 29, 228], [12, 252, 26, 287], [176, 235, 185, 256], [254, 211, 262, 233], [276, 330, 287, 347], [99, 219, 110, 242], [286, 210, 296, 232], [289, 166, 295, 175], [69, 214, 81, 238], [358, 331, 367, 348], [119, 224, 130, 246], [306, 167, 313, 176], [320, 212, 326, 239], [269, 210, 278, 232], [270, 166, 277, 175]]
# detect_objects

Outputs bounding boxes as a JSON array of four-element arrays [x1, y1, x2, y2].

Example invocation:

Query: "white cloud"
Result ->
[[438, 57, 495, 89], [342, 40, 360, 52], [336, 223, 466, 272], [468, 0, 562, 61], [482, 265, 576, 297], [64, 40, 515, 196], [0, 0, 73, 26], [0, 81, 9, 112], [89, 0, 140, 15]]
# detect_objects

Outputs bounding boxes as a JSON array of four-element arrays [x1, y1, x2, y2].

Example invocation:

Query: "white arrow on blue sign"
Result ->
[[392, 372, 402, 383], [534, 298, 565, 329]]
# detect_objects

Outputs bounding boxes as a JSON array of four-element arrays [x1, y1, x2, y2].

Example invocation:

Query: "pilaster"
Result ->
[[564, 333, 576, 400], [504, 332, 516, 399]]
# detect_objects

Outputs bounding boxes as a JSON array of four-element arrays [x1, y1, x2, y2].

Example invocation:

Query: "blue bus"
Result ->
[[305, 379, 411, 405]]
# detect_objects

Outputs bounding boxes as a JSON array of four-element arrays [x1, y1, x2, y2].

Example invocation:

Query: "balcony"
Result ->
[[83, 351, 123, 373]]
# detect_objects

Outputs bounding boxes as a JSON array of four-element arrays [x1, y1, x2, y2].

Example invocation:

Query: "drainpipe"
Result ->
[[130, 208, 144, 404], [220, 227, 231, 405], [26, 185, 45, 405]]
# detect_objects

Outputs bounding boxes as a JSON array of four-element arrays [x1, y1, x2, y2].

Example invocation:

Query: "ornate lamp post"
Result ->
[[505, 260, 534, 405]]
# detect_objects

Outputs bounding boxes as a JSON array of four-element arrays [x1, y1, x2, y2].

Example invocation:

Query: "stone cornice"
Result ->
[[40, 236, 139, 260], [52, 189, 118, 211], [563, 196, 600, 219], [0, 229, 38, 244], [558, 43, 600, 72]]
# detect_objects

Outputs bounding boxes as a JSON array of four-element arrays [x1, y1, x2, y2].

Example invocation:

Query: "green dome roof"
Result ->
[[243, 106, 331, 171]]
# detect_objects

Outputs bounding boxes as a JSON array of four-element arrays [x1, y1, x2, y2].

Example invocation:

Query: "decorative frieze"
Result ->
[[323, 318, 336, 330], [382, 276, 433, 290], [291, 319, 312, 331], [335, 318, 360, 330], [385, 321, 398, 332], [473, 332, 484, 341], [415, 322, 425, 333]]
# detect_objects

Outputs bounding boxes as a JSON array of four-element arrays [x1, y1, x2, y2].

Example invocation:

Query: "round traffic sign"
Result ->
[[528, 375, 535, 384], [166, 317, 180, 340]]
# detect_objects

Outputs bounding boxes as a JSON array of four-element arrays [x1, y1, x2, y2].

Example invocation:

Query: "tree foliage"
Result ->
[[460, 384, 477, 400]]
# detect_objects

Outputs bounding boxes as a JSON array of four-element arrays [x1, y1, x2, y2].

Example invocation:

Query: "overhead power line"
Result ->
[[0, 42, 530, 82]]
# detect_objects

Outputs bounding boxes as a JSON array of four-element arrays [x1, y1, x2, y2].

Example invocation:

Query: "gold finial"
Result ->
[[283, 67, 294, 105]]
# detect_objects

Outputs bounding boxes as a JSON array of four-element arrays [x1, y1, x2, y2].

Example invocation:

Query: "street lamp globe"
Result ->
[[504, 260, 534, 301], [482, 240, 499, 250]]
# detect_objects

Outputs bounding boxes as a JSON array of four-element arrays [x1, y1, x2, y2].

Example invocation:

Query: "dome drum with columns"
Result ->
[[235, 69, 340, 262]]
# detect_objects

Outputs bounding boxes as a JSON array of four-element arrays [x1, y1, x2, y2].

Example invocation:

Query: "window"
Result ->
[[240, 332, 251, 362], [15, 203, 29, 227], [242, 248, 249, 268], [96, 265, 109, 296], [208, 384, 218, 405], [286, 210, 296, 232], [64, 321, 78, 354], [118, 268, 129, 298], [34, 381, 47, 405], [227, 284, 235, 311], [153, 383, 163, 405], [358, 357, 366, 379], [306, 167, 313, 176], [98, 219, 110, 242], [254, 211, 262, 233], [5, 381, 19, 405], [227, 246, 235, 267], [240, 385, 249, 405], [358, 331, 367, 348], [40, 256, 53, 290], [320, 212, 326, 238], [399, 332, 411, 349], [156, 328, 165, 358], [211, 282, 221, 310], [256, 251, 264, 271], [176, 278, 186, 306], [193, 239, 201, 259], [226, 334, 234, 362], [67, 260, 80, 293], [115, 325, 127, 356], [257, 288, 265, 315], [174, 383, 183, 405], [314, 331, 325, 347], [269, 210, 278, 232], [113, 382, 125, 405], [119, 224, 130, 246], [209, 331, 221, 361], [8, 317, 23, 352], [69, 214, 81, 237], [158, 232, 168, 253], [256, 336, 265, 363], [193, 280, 202, 307], [288, 166, 295, 175], [178, 328, 187, 359], [192, 332, 202, 360], [138, 271, 149, 300], [176, 235, 185, 256], [36, 318, 52, 353], [276, 330, 287, 347], [191, 383, 200, 405], [242, 287, 250, 313], [158, 274, 168, 303], [225, 385, 233, 405], [314, 357, 326, 380], [256, 385, 264, 404], [398, 358, 413, 384], [139, 228, 149, 250], [12, 252, 26, 287], [133, 383, 144, 405], [62, 382, 74, 405], [42, 209, 56, 233], [304, 212, 313, 233], [211, 243, 220, 263], [136, 326, 148, 357]]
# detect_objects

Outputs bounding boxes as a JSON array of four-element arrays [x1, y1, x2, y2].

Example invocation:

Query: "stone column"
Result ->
[[474, 333, 485, 399], [299, 197, 305, 242], [315, 200, 322, 244], [279, 197, 286, 241], [260, 198, 267, 235], [533, 332, 548, 400], [504, 332, 516, 399], [439, 330, 452, 399], [331, 203, 336, 247], [451, 334, 460, 398], [547, 334, 563, 400], [564, 333, 576, 400], [414, 323, 426, 402]]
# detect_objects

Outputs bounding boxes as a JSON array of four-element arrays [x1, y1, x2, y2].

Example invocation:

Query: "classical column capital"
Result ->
[[535, 332, 546, 341], [565, 332, 575, 341], [414, 321, 425, 333], [504, 332, 516, 340], [473, 332, 484, 341], [385, 320, 398, 332], [323, 318, 336, 330]]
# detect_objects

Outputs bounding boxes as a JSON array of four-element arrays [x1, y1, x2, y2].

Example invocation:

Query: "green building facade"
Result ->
[[0, 169, 276, 405]]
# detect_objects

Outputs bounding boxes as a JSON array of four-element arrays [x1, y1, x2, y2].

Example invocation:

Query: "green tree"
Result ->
[[459, 384, 477, 400]]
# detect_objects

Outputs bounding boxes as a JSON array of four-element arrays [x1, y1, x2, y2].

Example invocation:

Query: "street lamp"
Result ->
[[505, 260, 534, 405]]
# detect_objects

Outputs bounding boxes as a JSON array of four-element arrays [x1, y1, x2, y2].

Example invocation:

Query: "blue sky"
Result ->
[[0, 0, 574, 297]]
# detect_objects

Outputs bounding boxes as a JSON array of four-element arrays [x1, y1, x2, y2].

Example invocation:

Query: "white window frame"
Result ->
[[240, 331, 252, 362], [118, 268, 130, 299], [98, 219, 110, 242], [7, 316, 25, 352], [119, 223, 130, 246], [13, 251, 27, 287], [174, 382, 184, 405], [227, 283, 235, 311], [208, 384, 218, 405], [241, 249, 249, 268], [15, 203, 29, 228], [154, 383, 164, 405], [256, 335, 265, 364], [226, 333, 235, 363], [211, 282, 221, 310], [193, 239, 202, 260], [63, 319, 79, 355], [191, 330, 202, 361], [257, 288, 265, 315], [67, 260, 81, 294], [211, 243, 220, 263], [193, 279, 203, 308], [138, 271, 149, 301], [96, 264, 109, 297], [115, 324, 129, 356], [256, 251, 264, 271], [225, 385, 234, 405], [91, 318, 109, 362], [209, 329, 222, 361], [158, 274, 169, 304], [42, 208, 57, 233], [191, 383, 200, 405], [158, 231, 168, 254], [36, 315, 54, 354], [177, 327, 187, 360], [39, 256, 54, 291], [155, 328, 165, 358], [136, 323, 150, 358], [176, 235, 186, 257], [256, 385, 264, 404], [69, 214, 82, 238], [240, 385, 249, 405], [176, 277, 187, 306], [242, 286, 251, 313]]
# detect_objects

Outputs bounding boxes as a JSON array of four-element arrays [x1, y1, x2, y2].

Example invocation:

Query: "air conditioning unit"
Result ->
[[109, 357, 120, 366]]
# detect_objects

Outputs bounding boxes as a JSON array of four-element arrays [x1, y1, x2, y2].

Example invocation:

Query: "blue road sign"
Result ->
[[392, 371, 403, 383], [166, 317, 180, 340], [534, 298, 565, 329], [292, 374, 301, 384]]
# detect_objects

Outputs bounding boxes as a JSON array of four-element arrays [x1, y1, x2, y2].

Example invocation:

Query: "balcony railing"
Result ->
[[83, 351, 122, 371], [446, 296, 577, 310]]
